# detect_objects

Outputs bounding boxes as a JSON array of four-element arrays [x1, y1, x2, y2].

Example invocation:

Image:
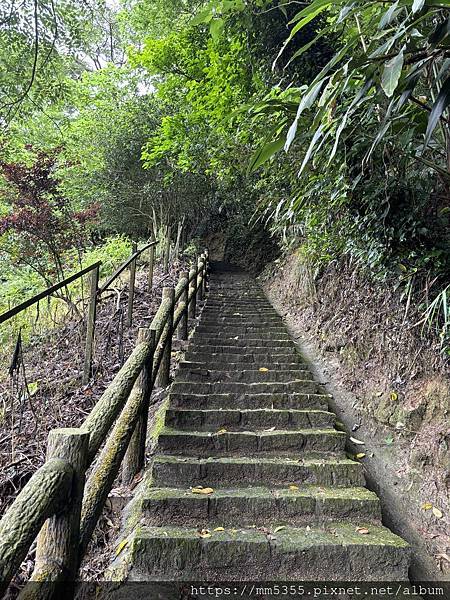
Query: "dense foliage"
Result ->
[[0, 0, 449, 351]]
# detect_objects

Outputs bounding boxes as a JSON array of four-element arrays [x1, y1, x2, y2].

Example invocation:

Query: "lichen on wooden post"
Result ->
[[0, 459, 72, 597], [188, 263, 198, 319], [26, 428, 89, 594], [163, 225, 170, 273], [82, 264, 99, 385], [148, 243, 155, 292], [156, 287, 174, 388], [122, 328, 155, 485], [197, 254, 205, 303], [126, 243, 137, 328], [178, 271, 189, 340]]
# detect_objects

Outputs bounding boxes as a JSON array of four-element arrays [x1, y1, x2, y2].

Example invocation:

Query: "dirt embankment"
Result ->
[[261, 252, 449, 581]]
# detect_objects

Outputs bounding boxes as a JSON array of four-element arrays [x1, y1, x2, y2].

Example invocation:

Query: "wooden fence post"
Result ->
[[188, 262, 198, 319], [83, 265, 99, 385], [178, 271, 189, 341], [122, 328, 155, 484], [148, 244, 155, 293], [156, 287, 174, 388], [163, 227, 170, 273], [31, 428, 89, 590], [197, 255, 205, 303], [126, 243, 137, 328], [203, 248, 209, 295]]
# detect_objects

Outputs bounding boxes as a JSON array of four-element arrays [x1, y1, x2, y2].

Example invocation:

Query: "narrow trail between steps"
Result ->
[[128, 264, 411, 584]]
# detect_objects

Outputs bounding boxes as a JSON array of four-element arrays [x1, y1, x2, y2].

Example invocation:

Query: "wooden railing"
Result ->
[[0, 240, 158, 385], [0, 250, 209, 599]]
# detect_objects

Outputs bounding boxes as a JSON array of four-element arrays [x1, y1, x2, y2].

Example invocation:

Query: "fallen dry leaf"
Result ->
[[198, 529, 211, 539], [289, 485, 299, 491], [356, 527, 370, 535], [273, 526, 286, 533], [191, 487, 214, 495], [422, 502, 433, 511], [355, 453, 366, 459], [432, 507, 443, 519], [350, 437, 365, 445], [259, 367, 269, 372], [213, 527, 225, 532], [115, 539, 128, 557]]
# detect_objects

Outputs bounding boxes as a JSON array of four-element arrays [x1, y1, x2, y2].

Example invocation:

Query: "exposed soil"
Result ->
[[261, 252, 450, 581]]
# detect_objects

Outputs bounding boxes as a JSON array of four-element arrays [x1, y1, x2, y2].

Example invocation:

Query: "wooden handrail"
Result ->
[[0, 262, 102, 325], [0, 247, 209, 597], [97, 240, 157, 295]]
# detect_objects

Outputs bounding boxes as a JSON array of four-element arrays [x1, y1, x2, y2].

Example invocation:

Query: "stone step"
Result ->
[[194, 325, 287, 335], [186, 347, 301, 358], [179, 361, 306, 371], [191, 338, 293, 348], [168, 392, 330, 410], [165, 408, 336, 430], [142, 485, 382, 526], [185, 351, 304, 364], [176, 368, 314, 384], [201, 316, 282, 323], [170, 380, 324, 396], [157, 428, 346, 456], [130, 523, 409, 580], [191, 332, 291, 342], [152, 455, 364, 487]]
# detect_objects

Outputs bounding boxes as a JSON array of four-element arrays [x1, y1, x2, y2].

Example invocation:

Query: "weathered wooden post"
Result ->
[[122, 328, 155, 484], [156, 287, 174, 387], [148, 243, 155, 293], [203, 248, 209, 295], [31, 428, 89, 589], [83, 264, 100, 385], [163, 226, 170, 273], [178, 271, 189, 341], [197, 254, 205, 303], [126, 242, 137, 328], [188, 262, 198, 319]]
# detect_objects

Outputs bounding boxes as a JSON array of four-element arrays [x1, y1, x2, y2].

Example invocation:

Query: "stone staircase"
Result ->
[[129, 266, 410, 582]]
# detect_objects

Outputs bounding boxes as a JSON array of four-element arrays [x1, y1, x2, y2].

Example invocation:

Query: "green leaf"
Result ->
[[429, 18, 450, 46], [381, 47, 404, 97], [248, 137, 285, 174], [210, 18, 224, 41], [424, 74, 450, 149], [379, 1, 399, 29]]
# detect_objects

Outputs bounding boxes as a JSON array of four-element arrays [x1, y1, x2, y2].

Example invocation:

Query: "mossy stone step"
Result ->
[[192, 332, 292, 342], [190, 338, 294, 348], [185, 349, 303, 361], [142, 485, 381, 526], [194, 325, 287, 335], [179, 361, 306, 371], [168, 392, 330, 410], [157, 428, 346, 456], [130, 523, 410, 580], [152, 455, 364, 487], [177, 368, 314, 384], [165, 408, 335, 430], [170, 380, 324, 396]]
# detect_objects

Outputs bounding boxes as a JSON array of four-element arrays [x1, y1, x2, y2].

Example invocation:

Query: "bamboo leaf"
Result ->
[[412, 0, 425, 13], [424, 74, 450, 149], [381, 47, 404, 97], [248, 137, 285, 174]]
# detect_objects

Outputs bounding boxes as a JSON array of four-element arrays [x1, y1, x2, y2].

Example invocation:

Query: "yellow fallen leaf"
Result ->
[[213, 527, 225, 532], [432, 507, 443, 519], [115, 539, 128, 556], [273, 526, 286, 533], [422, 502, 433, 511], [356, 527, 370, 535], [198, 529, 211, 538], [289, 485, 299, 491], [191, 487, 214, 495], [355, 453, 366, 459], [390, 391, 398, 401], [216, 428, 227, 435], [350, 437, 365, 445], [259, 367, 269, 372]]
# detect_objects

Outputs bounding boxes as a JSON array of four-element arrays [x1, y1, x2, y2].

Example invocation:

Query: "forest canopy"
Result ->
[[1, 0, 449, 352]]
